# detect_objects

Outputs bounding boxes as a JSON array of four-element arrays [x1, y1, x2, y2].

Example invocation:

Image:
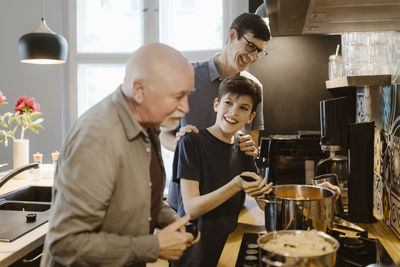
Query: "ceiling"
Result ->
[[265, 0, 400, 36]]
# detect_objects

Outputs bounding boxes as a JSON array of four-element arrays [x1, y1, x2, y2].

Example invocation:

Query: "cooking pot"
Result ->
[[256, 185, 335, 232], [257, 230, 339, 267]]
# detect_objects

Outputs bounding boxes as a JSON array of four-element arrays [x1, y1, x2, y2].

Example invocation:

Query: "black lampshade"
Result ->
[[18, 32, 68, 64], [17, 18, 68, 64]]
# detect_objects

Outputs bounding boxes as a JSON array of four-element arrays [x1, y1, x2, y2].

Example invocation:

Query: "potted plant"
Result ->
[[0, 91, 44, 177]]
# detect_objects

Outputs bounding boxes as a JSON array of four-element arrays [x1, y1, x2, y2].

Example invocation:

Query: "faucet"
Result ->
[[0, 163, 39, 188]]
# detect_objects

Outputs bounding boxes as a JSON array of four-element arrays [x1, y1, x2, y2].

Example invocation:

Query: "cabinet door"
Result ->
[[9, 245, 43, 267]]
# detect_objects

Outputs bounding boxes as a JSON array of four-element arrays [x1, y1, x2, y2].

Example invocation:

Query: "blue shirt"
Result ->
[[180, 57, 264, 134]]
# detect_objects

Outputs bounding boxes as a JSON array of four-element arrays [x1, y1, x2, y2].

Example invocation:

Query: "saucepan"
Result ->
[[257, 230, 339, 267], [256, 185, 335, 232]]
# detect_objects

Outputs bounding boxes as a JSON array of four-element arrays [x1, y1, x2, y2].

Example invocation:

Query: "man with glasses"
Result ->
[[161, 13, 270, 211], [160, 13, 270, 155]]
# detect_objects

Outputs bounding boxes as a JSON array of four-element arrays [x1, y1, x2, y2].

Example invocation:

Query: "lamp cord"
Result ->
[[41, 0, 44, 20]]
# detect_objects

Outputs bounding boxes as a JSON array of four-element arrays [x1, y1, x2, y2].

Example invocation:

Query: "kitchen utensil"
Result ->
[[333, 216, 365, 232], [312, 173, 345, 217], [240, 175, 255, 182], [257, 230, 339, 267], [256, 185, 335, 232], [185, 222, 198, 239]]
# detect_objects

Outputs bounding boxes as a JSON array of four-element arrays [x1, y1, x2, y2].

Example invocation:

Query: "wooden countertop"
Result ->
[[218, 196, 400, 266], [2, 174, 399, 266], [0, 171, 53, 266], [149, 195, 400, 267]]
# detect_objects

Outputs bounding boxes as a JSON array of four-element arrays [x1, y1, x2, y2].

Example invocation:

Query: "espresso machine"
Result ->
[[316, 96, 375, 222], [316, 96, 351, 210]]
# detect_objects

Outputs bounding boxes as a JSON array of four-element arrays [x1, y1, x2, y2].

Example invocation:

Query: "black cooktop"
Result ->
[[235, 232, 394, 267]]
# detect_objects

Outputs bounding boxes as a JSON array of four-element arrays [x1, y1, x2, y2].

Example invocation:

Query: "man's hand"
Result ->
[[157, 215, 194, 261], [175, 125, 199, 142], [238, 133, 258, 158], [170, 216, 201, 246], [317, 181, 342, 200]]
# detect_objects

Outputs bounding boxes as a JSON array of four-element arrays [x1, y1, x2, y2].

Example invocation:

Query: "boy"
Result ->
[[170, 75, 272, 267]]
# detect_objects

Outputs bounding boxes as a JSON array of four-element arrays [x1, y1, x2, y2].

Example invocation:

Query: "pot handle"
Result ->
[[255, 196, 281, 204], [262, 254, 299, 267]]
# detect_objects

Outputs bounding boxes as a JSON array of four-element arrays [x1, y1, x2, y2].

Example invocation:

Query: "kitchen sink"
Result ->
[[0, 185, 52, 202], [0, 186, 52, 242], [0, 201, 50, 212]]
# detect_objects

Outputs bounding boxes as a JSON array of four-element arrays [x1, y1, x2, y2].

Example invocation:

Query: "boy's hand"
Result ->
[[236, 172, 273, 196], [238, 133, 258, 158], [175, 125, 199, 142]]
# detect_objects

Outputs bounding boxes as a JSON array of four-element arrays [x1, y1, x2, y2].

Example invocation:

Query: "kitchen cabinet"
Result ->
[[8, 244, 43, 267], [262, 0, 400, 36], [0, 175, 53, 266]]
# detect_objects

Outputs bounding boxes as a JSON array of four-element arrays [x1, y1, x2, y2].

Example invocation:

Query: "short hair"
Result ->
[[230, 13, 271, 41], [217, 76, 262, 112]]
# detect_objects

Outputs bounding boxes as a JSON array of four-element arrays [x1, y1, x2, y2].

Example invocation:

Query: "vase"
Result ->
[[13, 139, 29, 179]]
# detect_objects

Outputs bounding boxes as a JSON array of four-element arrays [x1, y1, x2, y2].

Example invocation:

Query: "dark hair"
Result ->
[[217, 76, 262, 112], [230, 13, 271, 41]]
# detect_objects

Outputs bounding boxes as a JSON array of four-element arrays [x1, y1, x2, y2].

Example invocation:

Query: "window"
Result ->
[[69, 0, 247, 121], [77, 0, 142, 53], [68, 0, 248, 192], [77, 64, 125, 116], [159, 0, 223, 51]]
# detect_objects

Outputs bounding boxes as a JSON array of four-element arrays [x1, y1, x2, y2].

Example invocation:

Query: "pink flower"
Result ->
[[0, 91, 6, 104], [14, 96, 40, 113]]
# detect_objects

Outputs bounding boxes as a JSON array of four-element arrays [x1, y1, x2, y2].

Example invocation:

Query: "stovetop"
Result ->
[[235, 232, 394, 267]]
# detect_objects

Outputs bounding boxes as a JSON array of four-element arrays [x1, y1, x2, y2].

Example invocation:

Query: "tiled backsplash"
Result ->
[[356, 84, 400, 239]]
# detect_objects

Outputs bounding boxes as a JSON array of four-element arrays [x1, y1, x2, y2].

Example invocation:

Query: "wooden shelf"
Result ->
[[325, 75, 392, 89]]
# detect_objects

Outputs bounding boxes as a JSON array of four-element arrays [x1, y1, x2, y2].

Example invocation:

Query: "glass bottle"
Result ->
[[32, 152, 43, 180], [328, 55, 343, 80]]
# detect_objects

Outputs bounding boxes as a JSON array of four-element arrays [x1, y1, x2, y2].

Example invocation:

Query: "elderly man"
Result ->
[[41, 43, 196, 267]]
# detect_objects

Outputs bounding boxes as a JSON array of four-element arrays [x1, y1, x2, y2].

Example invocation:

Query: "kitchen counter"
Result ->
[[2, 176, 399, 266], [0, 172, 53, 266], [218, 196, 400, 266], [149, 195, 400, 267]]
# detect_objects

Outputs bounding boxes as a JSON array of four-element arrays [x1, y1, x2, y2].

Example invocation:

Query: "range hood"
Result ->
[[264, 0, 400, 36]]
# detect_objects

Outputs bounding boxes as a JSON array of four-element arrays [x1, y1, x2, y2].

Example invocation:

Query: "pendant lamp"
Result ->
[[18, 0, 68, 64]]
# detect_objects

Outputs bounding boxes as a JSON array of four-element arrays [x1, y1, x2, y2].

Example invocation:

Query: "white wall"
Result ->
[[0, 0, 65, 166]]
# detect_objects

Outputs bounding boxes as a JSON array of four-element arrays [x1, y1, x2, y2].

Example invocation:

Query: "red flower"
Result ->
[[0, 91, 6, 104], [14, 96, 40, 113]]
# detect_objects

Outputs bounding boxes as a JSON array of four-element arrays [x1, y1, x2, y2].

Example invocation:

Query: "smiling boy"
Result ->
[[170, 75, 272, 267]]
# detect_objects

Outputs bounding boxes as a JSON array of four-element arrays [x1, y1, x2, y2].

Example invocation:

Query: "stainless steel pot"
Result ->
[[257, 230, 339, 267], [256, 185, 335, 232]]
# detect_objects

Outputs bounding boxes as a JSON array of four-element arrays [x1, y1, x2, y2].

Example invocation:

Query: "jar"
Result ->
[[32, 152, 43, 181], [328, 55, 343, 80]]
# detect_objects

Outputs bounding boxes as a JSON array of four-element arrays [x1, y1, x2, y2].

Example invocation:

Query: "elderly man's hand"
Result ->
[[238, 134, 258, 158], [157, 215, 194, 261], [175, 125, 199, 142]]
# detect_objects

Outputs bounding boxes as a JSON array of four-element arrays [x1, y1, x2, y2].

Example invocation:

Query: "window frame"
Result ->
[[65, 0, 248, 129]]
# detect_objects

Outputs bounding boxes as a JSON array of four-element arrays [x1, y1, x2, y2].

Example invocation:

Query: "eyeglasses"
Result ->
[[240, 33, 268, 59]]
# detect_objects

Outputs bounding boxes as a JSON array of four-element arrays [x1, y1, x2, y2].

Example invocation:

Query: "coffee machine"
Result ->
[[316, 96, 351, 210], [316, 96, 375, 222], [258, 132, 325, 186]]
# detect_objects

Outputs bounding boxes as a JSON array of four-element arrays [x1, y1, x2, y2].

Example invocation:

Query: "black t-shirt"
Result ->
[[170, 129, 257, 267]]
